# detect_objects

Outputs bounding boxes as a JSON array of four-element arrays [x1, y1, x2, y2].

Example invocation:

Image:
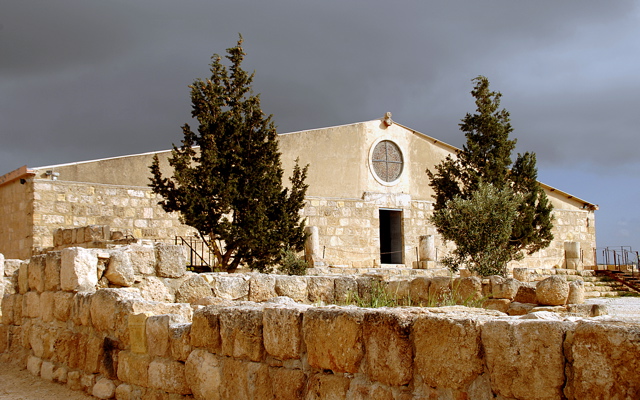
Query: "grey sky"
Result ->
[[1, 1, 639, 252]]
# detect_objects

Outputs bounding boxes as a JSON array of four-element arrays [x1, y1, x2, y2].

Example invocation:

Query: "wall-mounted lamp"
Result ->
[[45, 170, 60, 181]]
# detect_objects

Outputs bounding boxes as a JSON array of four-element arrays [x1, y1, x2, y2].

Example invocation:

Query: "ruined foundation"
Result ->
[[0, 242, 638, 400]]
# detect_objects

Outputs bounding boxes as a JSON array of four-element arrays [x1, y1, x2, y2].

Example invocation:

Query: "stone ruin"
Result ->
[[0, 230, 639, 399]]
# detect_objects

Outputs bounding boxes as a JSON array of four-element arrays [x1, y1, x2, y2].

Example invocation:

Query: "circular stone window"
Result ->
[[371, 140, 403, 183]]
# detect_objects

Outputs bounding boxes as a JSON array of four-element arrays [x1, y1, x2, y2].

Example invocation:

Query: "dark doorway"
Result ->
[[379, 209, 403, 264]]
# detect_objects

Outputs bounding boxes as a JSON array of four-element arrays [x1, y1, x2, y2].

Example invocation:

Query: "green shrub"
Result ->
[[278, 247, 308, 276]]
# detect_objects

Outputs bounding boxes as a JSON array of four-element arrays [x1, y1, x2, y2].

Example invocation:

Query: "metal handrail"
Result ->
[[175, 236, 214, 271]]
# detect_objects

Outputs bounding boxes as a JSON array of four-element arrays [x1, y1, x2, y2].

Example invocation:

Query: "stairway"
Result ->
[[592, 270, 640, 295]]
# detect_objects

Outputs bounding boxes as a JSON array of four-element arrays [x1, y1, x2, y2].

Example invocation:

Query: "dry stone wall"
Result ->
[[0, 244, 638, 399]]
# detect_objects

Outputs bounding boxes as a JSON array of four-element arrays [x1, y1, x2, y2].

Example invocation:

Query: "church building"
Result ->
[[0, 115, 597, 270]]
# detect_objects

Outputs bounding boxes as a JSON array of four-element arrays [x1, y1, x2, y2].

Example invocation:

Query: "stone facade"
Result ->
[[0, 118, 598, 269]]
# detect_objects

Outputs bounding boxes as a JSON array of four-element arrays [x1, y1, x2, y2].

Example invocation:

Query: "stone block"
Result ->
[[126, 244, 156, 276], [512, 267, 530, 282], [84, 332, 105, 374], [363, 309, 414, 386], [60, 247, 99, 292], [27, 355, 42, 376], [40, 360, 55, 381], [117, 351, 151, 388], [169, 323, 192, 362], [453, 276, 482, 304], [86, 225, 110, 242], [429, 276, 453, 302], [90, 288, 144, 334], [263, 305, 307, 360], [306, 373, 351, 400], [28, 323, 54, 359], [115, 384, 144, 400], [70, 292, 93, 326], [105, 249, 136, 287], [190, 306, 222, 353], [308, 276, 336, 304], [80, 373, 96, 393], [275, 276, 308, 302], [567, 280, 585, 304], [146, 314, 188, 358], [409, 277, 431, 305], [248, 274, 277, 302], [0, 325, 7, 353], [219, 305, 265, 362], [40, 291, 55, 322], [28, 254, 46, 293], [210, 275, 250, 301], [220, 358, 272, 400], [513, 283, 537, 304], [132, 301, 193, 323], [52, 365, 68, 383], [384, 279, 411, 305], [155, 244, 187, 278], [536, 276, 569, 306], [129, 312, 152, 354], [18, 261, 29, 294], [175, 275, 212, 304], [268, 367, 306, 400], [4, 259, 23, 278], [482, 298, 510, 313], [567, 321, 640, 399], [93, 377, 117, 399], [333, 276, 357, 304], [507, 302, 536, 316], [1, 294, 16, 325], [148, 358, 191, 395], [0, 253, 4, 278], [490, 277, 520, 300], [62, 229, 73, 246], [53, 228, 63, 248], [413, 313, 487, 391], [135, 276, 174, 303], [22, 291, 40, 318], [66, 370, 82, 391], [482, 319, 573, 399], [185, 348, 222, 400], [303, 307, 365, 373], [52, 291, 74, 322], [44, 251, 62, 291], [66, 332, 88, 370]]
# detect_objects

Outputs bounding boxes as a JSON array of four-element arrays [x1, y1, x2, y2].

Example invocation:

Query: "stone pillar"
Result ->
[[416, 235, 436, 269], [564, 241, 582, 270], [305, 226, 323, 267]]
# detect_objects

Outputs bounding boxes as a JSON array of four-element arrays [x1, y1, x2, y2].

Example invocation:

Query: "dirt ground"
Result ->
[[0, 362, 93, 400]]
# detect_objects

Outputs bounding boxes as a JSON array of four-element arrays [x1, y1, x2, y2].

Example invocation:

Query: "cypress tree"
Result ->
[[427, 76, 553, 276], [149, 37, 308, 273]]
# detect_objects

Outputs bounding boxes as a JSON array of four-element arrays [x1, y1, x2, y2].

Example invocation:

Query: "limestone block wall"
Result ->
[[304, 195, 597, 271], [30, 180, 195, 255], [303, 196, 441, 268], [0, 245, 638, 399]]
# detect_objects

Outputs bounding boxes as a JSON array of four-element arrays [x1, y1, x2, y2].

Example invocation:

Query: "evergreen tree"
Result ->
[[427, 76, 554, 276], [431, 182, 519, 276], [149, 37, 309, 273]]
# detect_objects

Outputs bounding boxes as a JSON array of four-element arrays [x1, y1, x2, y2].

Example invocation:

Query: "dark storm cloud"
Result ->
[[1, 0, 639, 247]]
